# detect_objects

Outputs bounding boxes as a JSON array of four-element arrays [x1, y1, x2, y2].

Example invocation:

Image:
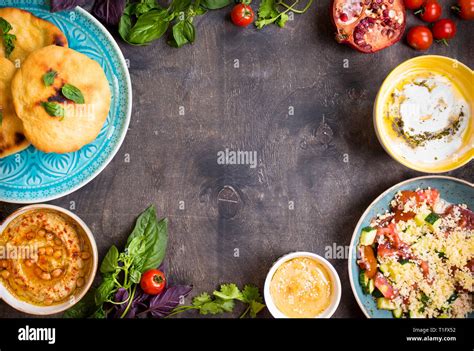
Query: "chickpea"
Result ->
[[76, 258, 84, 269], [38, 247, 46, 255], [24, 259, 34, 267], [44, 298, 53, 305], [51, 269, 63, 278], [26, 231, 35, 240], [54, 238, 62, 246], [1, 270, 10, 279], [45, 232, 54, 241], [76, 277, 85, 288], [53, 250, 62, 259], [78, 270, 85, 278], [34, 267, 43, 277], [37, 229, 46, 237], [40, 272, 51, 280], [81, 252, 91, 260], [1, 260, 7, 268], [45, 247, 54, 256]]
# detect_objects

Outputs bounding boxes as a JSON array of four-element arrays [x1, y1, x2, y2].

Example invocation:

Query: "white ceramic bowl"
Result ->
[[264, 252, 342, 318], [0, 204, 98, 315]]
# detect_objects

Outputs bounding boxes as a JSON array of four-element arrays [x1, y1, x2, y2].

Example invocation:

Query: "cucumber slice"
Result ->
[[377, 297, 396, 310], [368, 279, 375, 294], [360, 226, 377, 246], [392, 308, 403, 318], [425, 212, 440, 225], [359, 271, 369, 294]]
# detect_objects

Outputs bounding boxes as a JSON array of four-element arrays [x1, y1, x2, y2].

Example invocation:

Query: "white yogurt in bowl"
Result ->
[[385, 73, 470, 164]]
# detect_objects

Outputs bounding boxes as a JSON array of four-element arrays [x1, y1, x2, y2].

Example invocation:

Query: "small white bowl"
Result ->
[[264, 252, 341, 318], [0, 204, 98, 315]]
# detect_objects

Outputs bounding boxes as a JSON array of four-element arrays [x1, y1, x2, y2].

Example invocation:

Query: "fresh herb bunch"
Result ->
[[64, 205, 188, 318], [50, 0, 314, 48], [169, 283, 266, 318], [0, 17, 17, 57], [255, 0, 313, 29], [118, 0, 232, 47]]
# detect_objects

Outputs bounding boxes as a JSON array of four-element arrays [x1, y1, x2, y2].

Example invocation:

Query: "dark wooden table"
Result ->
[[0, 1, 473, 318]]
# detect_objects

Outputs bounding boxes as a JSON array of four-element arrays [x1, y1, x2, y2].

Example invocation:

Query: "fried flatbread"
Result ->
[[0, 7, 68, 64], [0, 57, 29, 158], [12, 45, 111, 154]]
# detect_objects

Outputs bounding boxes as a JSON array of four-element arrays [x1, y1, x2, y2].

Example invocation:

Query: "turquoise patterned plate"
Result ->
[[349, 176, 474, 318], [0, 1, 131, 203]]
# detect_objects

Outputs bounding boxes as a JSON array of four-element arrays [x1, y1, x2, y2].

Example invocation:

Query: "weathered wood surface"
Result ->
[[0, 1, 473, 318]]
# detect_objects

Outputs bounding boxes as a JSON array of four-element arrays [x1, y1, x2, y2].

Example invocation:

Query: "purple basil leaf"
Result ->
[[139, 285, 193, 318], [109, 288, 129, 319], [50, 0, 88, 12], [92, 0, 126, 26]]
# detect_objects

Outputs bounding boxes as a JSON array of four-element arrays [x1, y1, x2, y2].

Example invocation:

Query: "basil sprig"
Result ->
[[119, 0, 231, 48], [0, 17, 16, 58], [62, 83, 85, 104]]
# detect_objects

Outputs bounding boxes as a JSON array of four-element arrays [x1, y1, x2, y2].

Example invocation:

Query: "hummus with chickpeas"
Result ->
[[0, 209, 92, 306]]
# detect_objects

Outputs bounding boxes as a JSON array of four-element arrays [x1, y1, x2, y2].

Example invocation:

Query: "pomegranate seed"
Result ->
[[340, 13, 349, 21]]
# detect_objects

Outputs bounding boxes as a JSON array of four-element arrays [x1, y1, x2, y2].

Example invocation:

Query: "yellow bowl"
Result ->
[[374, 55, 473, 173]]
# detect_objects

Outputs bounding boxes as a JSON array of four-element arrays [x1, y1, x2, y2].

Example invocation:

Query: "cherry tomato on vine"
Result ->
[[140, 269, 166, 295], [452, 0, 474, 20], [407, 26, 433, 50], [416, 0, 442, 22], [404, 0, 425, 10], [432, 19, 457, 41], [231, 4, 255, 27]]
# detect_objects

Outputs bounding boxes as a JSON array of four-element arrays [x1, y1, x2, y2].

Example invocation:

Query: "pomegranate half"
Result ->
[[332, 0, 406, 53]]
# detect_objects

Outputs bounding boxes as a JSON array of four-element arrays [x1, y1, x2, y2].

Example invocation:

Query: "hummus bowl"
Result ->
[[0, 204, 98, 315], [264, 252, 341, 318]]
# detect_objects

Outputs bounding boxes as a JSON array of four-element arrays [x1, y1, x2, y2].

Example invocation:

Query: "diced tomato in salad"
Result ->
[[445, 205, 474, 230], [392, 189, 440, 222], [374, 273, 399, 299]]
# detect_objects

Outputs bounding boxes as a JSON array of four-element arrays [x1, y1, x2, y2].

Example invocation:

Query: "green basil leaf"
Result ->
[[118, 3, 135, 44], [170, 0, 193, 13], [129, 268, 142, 284], [0, 17, 16, 58], [63, 290, 97, 318], [100, 245, 119, 274], [0, 17, 12, 33], [42, 70, 57, 87], [127, 235, 147, 271], [126, 205, 168, 273], [200, 0, 232, 10], [41, 102, 64, 117], [183, 20, 195, 43], [127, 9, 170, 45], [136, 0, 161, 15], [62, 83, 85, 104], [170, 21, 189, 48], [94, 276, 116, 306]]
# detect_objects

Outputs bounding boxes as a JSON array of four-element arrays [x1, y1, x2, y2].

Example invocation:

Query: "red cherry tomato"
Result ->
[[404, 0, 425, 10], [432, 19, 457, 43], [231, 4, 255, 27], [140, 269, 166, 295], [407, 25, 433, 50], [417, 0, 442, 22], [452, 0, 474, 20]]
